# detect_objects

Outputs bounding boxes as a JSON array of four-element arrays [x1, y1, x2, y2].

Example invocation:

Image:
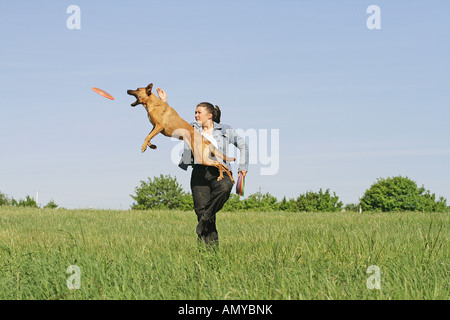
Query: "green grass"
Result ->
[[0, 206, 448, 300]]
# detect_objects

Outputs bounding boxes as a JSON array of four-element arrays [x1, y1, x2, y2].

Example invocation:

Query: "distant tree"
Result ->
[[296, 189, 343, 212], [344, 203, 360, 212], [44, 199, 58, 209], [131, 174, 189, 210], [242, 190, 279, 211], [0, 191, 11, 206], [179, 192, 194, 211], [418, 190, 448, 212], [361, 176, 447, 212], [279, 196, 298, 212], [222, 193, 245, 212], [12, 195, 38, 208]]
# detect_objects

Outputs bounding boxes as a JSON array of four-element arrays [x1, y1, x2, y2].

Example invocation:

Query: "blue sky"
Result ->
[[1, 1, 449, 209]]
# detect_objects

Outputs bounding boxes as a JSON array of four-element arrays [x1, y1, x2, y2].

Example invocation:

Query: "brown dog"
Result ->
[[127, 83, 235, 183]]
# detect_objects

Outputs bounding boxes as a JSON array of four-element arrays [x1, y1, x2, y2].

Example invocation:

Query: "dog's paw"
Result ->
[[141, 145, 147, 153]]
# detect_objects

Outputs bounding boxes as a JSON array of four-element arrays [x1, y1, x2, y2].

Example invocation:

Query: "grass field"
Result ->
[[0, 206, 448, 300]]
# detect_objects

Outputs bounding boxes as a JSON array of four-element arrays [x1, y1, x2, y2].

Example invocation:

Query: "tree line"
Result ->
[[1, 175, 448, 212], [0, 193, 58, 209], [130, 174, 449, 213]]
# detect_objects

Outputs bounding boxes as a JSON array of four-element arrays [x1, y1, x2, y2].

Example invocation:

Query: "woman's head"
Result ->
[[195, 102, 221, 124]]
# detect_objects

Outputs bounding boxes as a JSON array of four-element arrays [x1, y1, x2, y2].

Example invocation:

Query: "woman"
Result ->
[[157, 88, 249, 247]]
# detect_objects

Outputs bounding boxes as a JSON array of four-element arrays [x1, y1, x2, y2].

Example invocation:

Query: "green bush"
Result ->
[[344, 203, 360, 212], [44, 199, 59, 209], [279, 196, 299, 212], [296, 189, 343, 212], [179, 192, 194, 211], [361, 176, 447, 212], [11, 195, 38, 208], [242, 190, 279, 211], [130, 174, 190, 210], [0, 191, 10, 206], [222, 193, 245, 212], [224, 191, 282, 212]]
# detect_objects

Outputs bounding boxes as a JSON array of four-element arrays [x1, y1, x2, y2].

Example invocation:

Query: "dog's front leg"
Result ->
[[141, 124, 164, 153]]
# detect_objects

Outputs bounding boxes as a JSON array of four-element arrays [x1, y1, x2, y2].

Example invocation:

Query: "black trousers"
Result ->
[[191, 165, 234, 246]]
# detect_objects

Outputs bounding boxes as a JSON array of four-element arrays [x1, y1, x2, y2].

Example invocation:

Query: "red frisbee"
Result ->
[[92, 87, 114, 100], [236, 174, 245, 197]]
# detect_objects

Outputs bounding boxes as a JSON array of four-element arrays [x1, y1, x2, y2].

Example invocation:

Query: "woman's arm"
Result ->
[[229, 128, 249, 176]]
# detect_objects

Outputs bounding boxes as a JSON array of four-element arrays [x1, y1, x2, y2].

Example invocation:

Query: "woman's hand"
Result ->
[[156, 87, 167, 102], [239, 171, 247, 177]]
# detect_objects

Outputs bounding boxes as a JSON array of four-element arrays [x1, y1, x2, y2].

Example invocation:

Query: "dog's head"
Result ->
[[127, 83, 153, 107]]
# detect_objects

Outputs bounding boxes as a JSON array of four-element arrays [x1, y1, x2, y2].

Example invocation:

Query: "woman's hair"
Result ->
[[197, 102, 221, 123]]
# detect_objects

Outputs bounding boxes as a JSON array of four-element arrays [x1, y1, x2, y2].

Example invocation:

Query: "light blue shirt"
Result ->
[[178, 122, 249, 173]]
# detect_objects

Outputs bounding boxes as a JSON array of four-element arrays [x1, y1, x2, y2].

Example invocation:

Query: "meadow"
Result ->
[[0, 206, 448, 300]]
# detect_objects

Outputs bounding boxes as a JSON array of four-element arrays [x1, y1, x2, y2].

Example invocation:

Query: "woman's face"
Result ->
[[195, 106, 212, 125]]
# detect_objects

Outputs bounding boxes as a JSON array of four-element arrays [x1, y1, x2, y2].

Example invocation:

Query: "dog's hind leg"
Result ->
[[200, 144, 235, 183], [211, 163, 234, 183], [202, 157, 234, 183], [220, 165, 234, 184]]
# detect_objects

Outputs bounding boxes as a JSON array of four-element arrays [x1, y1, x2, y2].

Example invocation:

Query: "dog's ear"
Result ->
[[146, 83, 153, 96]]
